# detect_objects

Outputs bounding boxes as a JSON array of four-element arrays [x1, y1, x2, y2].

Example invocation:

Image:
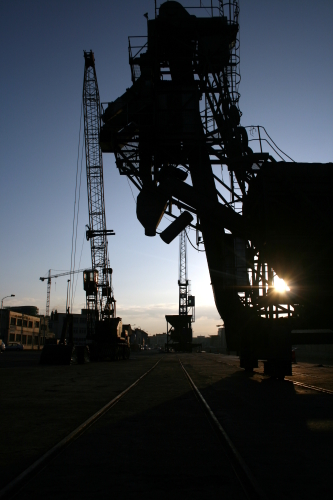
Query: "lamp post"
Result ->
[[1, 294, 15, 342], [1, 294, 15, 309]]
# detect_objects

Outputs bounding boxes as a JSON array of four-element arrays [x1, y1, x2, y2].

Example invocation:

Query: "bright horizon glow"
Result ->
[[274, 276, 290, 293]]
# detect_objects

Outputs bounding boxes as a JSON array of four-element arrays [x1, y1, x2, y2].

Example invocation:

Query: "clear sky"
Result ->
[[1, 0, 332, 336]]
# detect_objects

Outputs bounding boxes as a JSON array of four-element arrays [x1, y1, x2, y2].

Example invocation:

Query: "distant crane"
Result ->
[[178, 230, 188, 316], [179, 229, 195, 321], [40, 269, 85, 316]]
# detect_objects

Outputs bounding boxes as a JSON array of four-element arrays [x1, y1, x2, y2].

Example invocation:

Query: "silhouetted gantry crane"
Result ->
[[94, 0, 333, 377]]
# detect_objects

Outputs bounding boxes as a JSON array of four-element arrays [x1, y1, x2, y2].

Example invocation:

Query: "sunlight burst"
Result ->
[[274, 276, 290, 293]]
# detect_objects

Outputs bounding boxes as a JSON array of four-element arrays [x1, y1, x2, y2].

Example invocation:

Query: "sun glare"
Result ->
[[274, 276, 290, 293]]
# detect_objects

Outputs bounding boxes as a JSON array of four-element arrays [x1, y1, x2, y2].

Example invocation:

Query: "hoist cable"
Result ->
[[71, 137, 84, 311], [185, 227, 206, 252], [70, 102, 83, 305], [72, 233, 86, 312]]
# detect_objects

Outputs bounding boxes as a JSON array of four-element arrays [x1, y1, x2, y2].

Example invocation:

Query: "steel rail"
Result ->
[[285, 379, 333, 395], [0, 359, 161, 500], [179, 358, 267, 500], [203, 355, 333, 394]]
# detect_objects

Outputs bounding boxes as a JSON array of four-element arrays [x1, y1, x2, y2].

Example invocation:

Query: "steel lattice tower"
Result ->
[[83, 51, 115, 321], [178, 230, 188, 315], [46, 269, 51, 317]]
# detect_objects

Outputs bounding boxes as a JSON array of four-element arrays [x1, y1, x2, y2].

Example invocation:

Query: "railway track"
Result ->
[[179, 359, 267, 500], [2, 353, 333, 499], [1, 355, 267, 500], [285, 379, 333, 395], [202, 353, 333, 394], [0, 360, 161, 500], [182, 354, 333, 500]]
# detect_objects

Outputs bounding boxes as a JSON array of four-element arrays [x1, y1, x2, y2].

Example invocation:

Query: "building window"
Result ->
[[23, 320, 28, 327], [10, 317, 16, 326], [27, 336, 32, 345], [16, 334, 21, 342], [34, 321, 39, 328], [9, 334, 15, 342], [17, 319, 22, 327], [22, 335, 27, 344], [28, 321, 33, 328], [34, 336, 38, 344]]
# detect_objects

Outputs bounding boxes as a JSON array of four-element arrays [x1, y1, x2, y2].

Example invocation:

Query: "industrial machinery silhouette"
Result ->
[[40, 53, 130, 365], [96, 0, 332, 377]]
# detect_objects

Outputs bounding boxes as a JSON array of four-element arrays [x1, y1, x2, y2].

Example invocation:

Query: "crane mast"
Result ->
[[178, 230, 188, 316], [83, 51, 115, 324], [178, 229, 195, 322], [46, 269, 51, 317]]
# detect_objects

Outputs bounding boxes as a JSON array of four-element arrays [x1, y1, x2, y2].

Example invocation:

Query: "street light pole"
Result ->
[[1, 294, 15, 309]]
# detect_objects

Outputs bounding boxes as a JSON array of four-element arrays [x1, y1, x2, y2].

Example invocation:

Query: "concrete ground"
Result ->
[[1, 350, 333, 499]]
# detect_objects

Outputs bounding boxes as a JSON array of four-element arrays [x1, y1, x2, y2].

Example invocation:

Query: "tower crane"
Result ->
[[165, 228, 197, 352], [40, 269, 86, 316], [178, 230, 188, 316], [178, 229, 196, 319], [178, 229, 195, 321]]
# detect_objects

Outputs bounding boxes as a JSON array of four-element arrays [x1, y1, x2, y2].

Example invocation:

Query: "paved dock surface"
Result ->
[[1, 351, 333, 499]]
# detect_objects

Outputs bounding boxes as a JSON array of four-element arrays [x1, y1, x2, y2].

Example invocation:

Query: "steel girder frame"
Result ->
[[99, 1, 322, 376], [100, 3, 279, 361]]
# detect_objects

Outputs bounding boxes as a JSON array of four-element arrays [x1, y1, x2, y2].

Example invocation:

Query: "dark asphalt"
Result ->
[[11, 356, 246, 500], [2, 353, 333, 499]]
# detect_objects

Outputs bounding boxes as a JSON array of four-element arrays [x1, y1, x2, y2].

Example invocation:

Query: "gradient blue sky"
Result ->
[[1, 1, 332, 336]]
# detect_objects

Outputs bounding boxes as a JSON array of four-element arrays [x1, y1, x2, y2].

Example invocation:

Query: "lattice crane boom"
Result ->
[[83, 51, 115, 322]]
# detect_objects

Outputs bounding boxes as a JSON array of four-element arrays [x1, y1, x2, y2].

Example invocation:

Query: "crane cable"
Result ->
[[72, 232, 86, 312], [70, 102, 84, 312], [71, 138, 85, 311], [185, 227, 206, 252]]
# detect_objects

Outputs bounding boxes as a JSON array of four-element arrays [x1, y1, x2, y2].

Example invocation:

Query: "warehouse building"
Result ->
[[0, 306, 53, 349]]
